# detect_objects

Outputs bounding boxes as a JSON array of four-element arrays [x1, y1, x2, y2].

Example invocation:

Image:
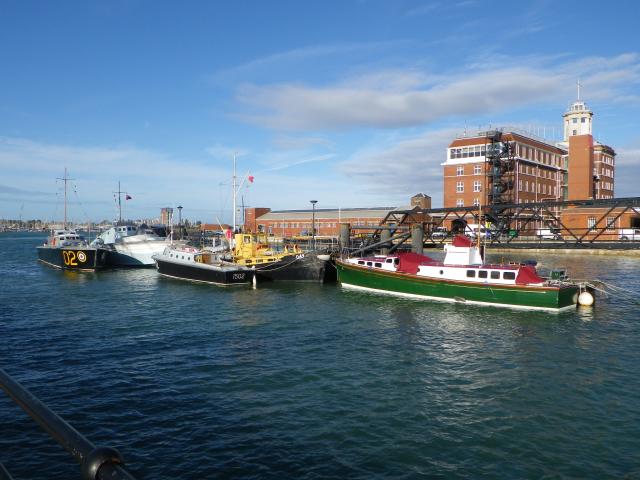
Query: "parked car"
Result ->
[[619, 228, 640, 241], [465, 224, 497, 240], [536, 228, 563, 240], [431, 227, 449, 239]]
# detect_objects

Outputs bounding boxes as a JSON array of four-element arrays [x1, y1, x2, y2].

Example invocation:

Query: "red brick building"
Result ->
[[443, 99, 615, 210], [441, 95, 632, 235]]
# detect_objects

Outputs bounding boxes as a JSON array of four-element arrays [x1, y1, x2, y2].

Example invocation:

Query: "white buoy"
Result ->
[[252, 266, 257, 289], [578, 291, 594, 306]]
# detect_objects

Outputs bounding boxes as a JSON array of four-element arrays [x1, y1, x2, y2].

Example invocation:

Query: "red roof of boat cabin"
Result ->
[[515, 265, 544, 285], [397, 252, 434, 275], [452, 235, 473, 247]]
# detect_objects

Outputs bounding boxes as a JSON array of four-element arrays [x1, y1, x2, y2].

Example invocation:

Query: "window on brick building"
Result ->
[[456, 198, 464, 207], [587, 217, 596, 229], [606, 217, 615, 231], [457, 166, 464, 176], [474, 164, 482, 175], [473, 198, 480, 207], [473, 181, 481, 192], [456, 181, 464, 193]]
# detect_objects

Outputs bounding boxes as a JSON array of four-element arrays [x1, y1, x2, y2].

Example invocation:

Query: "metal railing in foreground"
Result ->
[[0, 367, 137, 480]]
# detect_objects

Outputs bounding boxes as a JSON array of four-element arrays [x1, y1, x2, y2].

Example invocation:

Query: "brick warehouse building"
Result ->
[[243, 194, 431, 237]]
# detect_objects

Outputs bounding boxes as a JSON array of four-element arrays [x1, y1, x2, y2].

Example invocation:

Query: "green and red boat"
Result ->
[[336, 235, 580, 312]]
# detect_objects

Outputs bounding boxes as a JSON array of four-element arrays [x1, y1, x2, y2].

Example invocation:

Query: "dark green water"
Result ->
[[1, 232, 639, 479]]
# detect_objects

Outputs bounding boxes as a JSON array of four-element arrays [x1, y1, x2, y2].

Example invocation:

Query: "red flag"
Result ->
[[248, 175, 254, 183], [125, 195, 132, 200]]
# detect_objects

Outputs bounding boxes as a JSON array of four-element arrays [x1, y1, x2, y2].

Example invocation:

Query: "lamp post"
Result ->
[[310, 200, 317, 249], [177, 205, 183, 240]]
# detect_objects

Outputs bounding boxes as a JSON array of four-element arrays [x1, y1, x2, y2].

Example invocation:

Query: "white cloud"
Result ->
[[0, 137, 235, 221], [339, 127, 459, 207], [271, 135, 334, 151], [205, 144, 250, 160], [262, 153, 335, 172], [234, 53, 640, 131], [615, 146, 640, 167], [206, 40, 411, 84]]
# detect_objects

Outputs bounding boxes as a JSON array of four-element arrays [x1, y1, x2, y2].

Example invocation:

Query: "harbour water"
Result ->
[[1, 232, 639, 479]]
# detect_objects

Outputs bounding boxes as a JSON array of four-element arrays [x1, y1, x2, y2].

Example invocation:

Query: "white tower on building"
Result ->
[[562, 80, 593, 141]]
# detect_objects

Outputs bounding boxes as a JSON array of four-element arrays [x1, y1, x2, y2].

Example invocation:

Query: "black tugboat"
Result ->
[[36, 169, 107, 272], [152, 245, 254, 286]]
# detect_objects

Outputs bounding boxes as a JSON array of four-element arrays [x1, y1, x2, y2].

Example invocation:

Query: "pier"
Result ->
[[349, 196, 640, 253]]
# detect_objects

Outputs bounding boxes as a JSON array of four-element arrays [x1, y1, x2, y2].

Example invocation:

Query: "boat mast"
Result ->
[[117, 181, 122, 223], [232, 153, 237, 233], [57, 168, 73, 229], [477, 185, 482, 251]]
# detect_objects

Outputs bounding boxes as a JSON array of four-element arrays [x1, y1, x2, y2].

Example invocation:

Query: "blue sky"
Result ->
[[1, 0, 639, 224]]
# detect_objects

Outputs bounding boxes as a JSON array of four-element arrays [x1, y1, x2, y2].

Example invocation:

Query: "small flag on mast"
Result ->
[[248, 175, 254, 183], [125, 195, 132, 200]]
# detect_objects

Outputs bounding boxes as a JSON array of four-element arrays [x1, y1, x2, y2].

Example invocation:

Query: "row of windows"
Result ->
[[517, 180, 558, 195], [597, 167, 613, 178], [518, 145, 561, 166], [587, 217, 617, 231], [264, 222, 349, 229], [519, 164, 558, 179], [450, 145, 487, 159], [450, 144, 562, 167], [466, 269, 516, 280], [357, 258, 399, 268], [456, 198, 481, 207], [456, 165, 483, 175], [455, 181, 483, 193], [455, 162, 561, 180], [570, 117, 590, 124]]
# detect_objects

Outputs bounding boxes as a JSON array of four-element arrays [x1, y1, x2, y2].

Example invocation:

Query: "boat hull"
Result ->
[[336, 260, 578, 311], [37, 246, 108, 271], [103, 242, 167, 267], [251, 252, 335, 282], [155, 258, 253, 286]]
